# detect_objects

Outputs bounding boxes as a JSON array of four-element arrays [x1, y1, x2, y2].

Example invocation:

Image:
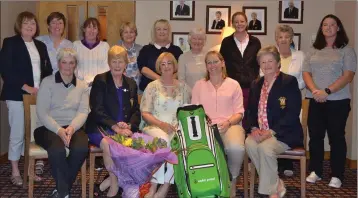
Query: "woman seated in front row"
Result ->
[[245, 45, 303, 198], [86, 45, 140, 197], [191, 51, 246, 198], [140, 52, 191, 198], [34, 48, 89, 198]]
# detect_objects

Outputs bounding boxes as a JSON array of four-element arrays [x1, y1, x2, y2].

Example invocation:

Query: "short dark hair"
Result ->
[[82, 17, 101, 40], [14, 11, 39, 37], [47, 12, 66, 27], [313, 14, 349, 50], [215, 11, 222, 16]]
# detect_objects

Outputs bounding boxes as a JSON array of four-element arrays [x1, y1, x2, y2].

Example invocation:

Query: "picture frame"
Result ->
[[206, 5, 231, 34], [243, 6, 267, 35], [172, 32, 190, 53], [279, 0, 304, 24], [292, 33, 301, 50], [170, 1, 195, 21]]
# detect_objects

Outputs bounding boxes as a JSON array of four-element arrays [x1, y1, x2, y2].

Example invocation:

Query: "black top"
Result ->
[[284, 7, 299, 19], [175, 4, 190, 16], [137, 43, 182, 91], [245, 72, 303, 148], [211, 19, 225, 29], [220, 34, 261, 89], [86, 71, 140, 134], [0, 35, 52, 101], [248, 20, 262, 30]]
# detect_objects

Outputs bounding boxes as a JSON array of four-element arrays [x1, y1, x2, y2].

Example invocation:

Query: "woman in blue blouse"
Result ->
[[86, 45, 140, 197]]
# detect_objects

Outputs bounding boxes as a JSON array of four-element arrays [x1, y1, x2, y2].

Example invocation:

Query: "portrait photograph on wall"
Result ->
[[170, 0, 195, 21], [206, 5, 231, 34], [172, 32, 190, 52], [292, 33, 301, 50], [243, 6, 267, 35], [279, 0, 304, 24]]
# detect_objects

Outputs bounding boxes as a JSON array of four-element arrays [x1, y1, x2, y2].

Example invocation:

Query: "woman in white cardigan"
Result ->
[[73, 17, 110, 87], [275, 24, 305, 177]]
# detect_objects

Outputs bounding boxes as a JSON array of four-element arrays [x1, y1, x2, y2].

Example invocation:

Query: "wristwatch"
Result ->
[[324, 88, 331, 95]]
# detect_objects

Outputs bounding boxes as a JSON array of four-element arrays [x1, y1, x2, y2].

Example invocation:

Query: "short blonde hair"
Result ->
[[119, 22, 138, 41], [151, 19, 172, 44], [57, 48, 78, 64], [188, 27, 206, 43], [257, 45, 281, 64], [275, 25, 294, 41], [155, 52, 178, 75], [205, 51, 228, 81], [108, 45, 129, 64]]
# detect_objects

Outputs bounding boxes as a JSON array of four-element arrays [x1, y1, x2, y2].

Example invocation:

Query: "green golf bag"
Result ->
[[171, 104, 230, 198]]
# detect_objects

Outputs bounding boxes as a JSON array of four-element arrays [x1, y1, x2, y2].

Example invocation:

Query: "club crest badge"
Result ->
[[278, 97, 286, 109]]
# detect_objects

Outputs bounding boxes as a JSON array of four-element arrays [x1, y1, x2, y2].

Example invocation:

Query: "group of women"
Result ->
[[0, 9, 355, 198]]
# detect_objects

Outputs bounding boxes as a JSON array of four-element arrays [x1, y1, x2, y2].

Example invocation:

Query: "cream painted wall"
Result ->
[[136, 0, 335, 51], [335, 1, 357, 161], [0, 1, 37, 154]]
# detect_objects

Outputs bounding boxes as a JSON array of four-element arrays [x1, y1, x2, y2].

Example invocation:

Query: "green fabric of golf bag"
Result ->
[[171, 104, 230, 198]]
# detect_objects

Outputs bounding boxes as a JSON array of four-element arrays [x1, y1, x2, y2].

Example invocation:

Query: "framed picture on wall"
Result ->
[[243, 6, 267, 35], [172, 32, 190, 52], [206, 5, 231, 34], [170, 1, 195, 21], [279, 0, 304, 24], [292, 33, 301, 50]]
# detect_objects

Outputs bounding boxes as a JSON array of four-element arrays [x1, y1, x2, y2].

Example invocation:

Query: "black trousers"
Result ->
[[307, 99, 350, 181], [34, 126, 88, 197]]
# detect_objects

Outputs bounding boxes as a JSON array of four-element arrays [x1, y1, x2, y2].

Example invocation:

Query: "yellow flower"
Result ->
[[123, 138, 133, 147]]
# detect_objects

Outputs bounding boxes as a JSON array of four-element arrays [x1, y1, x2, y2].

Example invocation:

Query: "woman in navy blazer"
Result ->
[[245, 46, 302, 198], [0, 11, 52, 186], [86, 45, 140, 197]]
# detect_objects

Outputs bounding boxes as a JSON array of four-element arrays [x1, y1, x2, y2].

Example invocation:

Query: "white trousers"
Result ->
[[143, 126, 175, 184], [245, 136, 289, 195], [6, 100, 25, 161], [220, 125, 246, 179]]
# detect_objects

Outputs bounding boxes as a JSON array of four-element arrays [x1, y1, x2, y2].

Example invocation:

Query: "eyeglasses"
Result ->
[[206, 60, 221, 65]]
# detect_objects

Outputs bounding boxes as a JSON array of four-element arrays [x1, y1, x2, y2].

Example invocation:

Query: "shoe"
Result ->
[[328, 177, 342, 188], [48, 189, 69, 198], [283, 170, 294, 177], [306, 171, 321, 183], [10, 175, 23, 186], [95, 158, 104, 171], [278, 179, 286, 198]]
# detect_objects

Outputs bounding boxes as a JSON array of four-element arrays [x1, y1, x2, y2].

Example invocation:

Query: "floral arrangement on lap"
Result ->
[[104, 133, 178, 198]]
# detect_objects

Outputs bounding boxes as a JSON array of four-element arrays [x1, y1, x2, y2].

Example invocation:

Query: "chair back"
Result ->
[[23, 94, 37, 151], [300, 99, 310, 150]]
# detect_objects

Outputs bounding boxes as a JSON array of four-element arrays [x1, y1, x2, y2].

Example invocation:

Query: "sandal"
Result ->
[[10, 175, 23, 186], [35, 160, 45, 175], [94, 183, 104, 197]]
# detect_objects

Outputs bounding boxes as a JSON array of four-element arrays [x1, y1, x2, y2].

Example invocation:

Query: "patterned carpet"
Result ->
[[0, 157, 356, 198]]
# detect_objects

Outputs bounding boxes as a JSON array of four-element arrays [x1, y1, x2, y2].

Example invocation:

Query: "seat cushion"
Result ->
[[29, 142, 69, 157], [89, 144, 103, 153], [281, 147, 305, 156]]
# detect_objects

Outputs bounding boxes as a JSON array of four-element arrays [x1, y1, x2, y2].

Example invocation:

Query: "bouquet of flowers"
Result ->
[[104, 132, 178, 198]]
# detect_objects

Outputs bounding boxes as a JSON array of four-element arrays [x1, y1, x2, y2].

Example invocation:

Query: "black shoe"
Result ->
[[48, 189, 69, 198], [95, 157, 104, 171]]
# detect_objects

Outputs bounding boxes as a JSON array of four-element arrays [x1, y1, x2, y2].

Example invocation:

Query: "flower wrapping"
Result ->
[[104, 133, 178, 198]]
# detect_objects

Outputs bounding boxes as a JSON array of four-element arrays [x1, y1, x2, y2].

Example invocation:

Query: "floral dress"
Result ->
[[139, 79, 191, 184]]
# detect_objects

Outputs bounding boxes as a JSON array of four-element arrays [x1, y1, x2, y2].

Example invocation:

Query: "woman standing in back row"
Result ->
[[303, 14, 356, 188]]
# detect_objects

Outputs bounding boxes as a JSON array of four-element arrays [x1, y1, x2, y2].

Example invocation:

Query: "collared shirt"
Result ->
[[234, 34, 249, 57], [191, 77, 244, 124], [55, 71, 77, 88], [81, 39, 100, 50], [36, 35, 73, 74], [154, 43, 170, 50], [258, 72, 279, 130]]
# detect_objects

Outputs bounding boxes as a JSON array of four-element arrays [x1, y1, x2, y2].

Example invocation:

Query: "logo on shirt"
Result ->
[[278, 97, 286, 109]]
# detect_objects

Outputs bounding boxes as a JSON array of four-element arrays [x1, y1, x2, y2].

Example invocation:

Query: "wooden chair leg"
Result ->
[[81, 160, 87, 198], [89, 154, 96, 198], [243, 153, 248, 198], [249, 163, 255, 198], [300, 157, 306, 198], [28, 158, 35, 198], [23, 155, 29, 189]]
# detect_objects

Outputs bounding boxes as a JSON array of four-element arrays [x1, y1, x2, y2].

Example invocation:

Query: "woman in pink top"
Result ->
[[191, 51, 245, 198]]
